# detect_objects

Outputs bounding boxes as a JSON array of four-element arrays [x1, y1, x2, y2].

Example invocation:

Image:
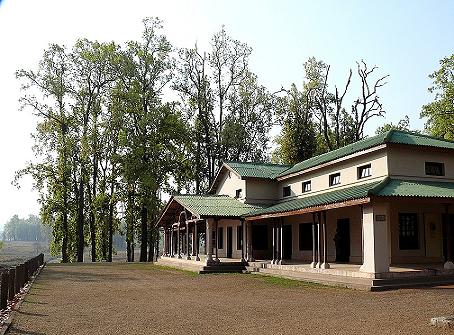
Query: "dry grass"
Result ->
[[7, 263, 454, 335]]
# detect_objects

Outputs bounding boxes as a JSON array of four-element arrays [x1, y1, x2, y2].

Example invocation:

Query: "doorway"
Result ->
[[335, 218, 350, 262], [283, 225, 292, 260], [227, 226, 233, 258]]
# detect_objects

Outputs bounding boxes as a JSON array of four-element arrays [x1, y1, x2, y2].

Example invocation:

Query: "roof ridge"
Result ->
[[224, 160, 292, 167], [389, 129, 454, 144]]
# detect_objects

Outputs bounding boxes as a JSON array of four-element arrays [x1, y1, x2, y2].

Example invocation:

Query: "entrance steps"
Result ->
[[199, 262, 248, 274]]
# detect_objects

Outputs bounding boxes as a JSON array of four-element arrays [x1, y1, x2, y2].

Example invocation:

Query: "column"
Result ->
[[170, 227, 174, 257], [247, 221, 254, 262], [186, 222, 191, 260], [177, 223, 182, 259], [321, 211, 330, 269], [205, 220, 213, 265], [444, 204, 454, 269], [310, 213, 316, 268], [360, 203, 390, 274], [272, 221, 276, 264], [240, 219, 245, 263], [195, 222, 200, 261], [279, 220, 283, 265], [316, 213, 321, 268], [192, 224, 196, 256], [214, 219, 220, 262]]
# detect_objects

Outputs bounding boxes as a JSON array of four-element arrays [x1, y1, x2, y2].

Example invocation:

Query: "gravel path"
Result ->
[[7, 263, 454, 335]]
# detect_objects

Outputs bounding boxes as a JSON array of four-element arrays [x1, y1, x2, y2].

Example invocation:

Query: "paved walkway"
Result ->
[[7, 263, 454, 335]]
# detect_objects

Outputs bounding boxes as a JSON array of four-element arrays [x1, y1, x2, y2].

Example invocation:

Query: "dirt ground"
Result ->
[[6, 263, 454, 335]]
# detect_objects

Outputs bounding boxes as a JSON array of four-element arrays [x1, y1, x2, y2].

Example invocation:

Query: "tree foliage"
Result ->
[[421, 54, 454, 140]]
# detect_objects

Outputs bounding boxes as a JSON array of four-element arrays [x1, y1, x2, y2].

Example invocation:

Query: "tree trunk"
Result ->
[[140, 202, 148, 262], [76, 178, 84, 262], [148, 228, 154, 262], [108, 200, 114, 262]]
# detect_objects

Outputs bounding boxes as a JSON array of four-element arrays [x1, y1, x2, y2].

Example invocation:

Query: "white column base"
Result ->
[[321, 262, 330, 269], [310, 261, 316, 268], [316, 262, 321, 269], [195, 256, 200, 261], [177, 254, 182, 259], [444, 261, 454, 270], [247, 257, 255, 262], [186, 256, 191, 260], [240, 258, 246, 263]]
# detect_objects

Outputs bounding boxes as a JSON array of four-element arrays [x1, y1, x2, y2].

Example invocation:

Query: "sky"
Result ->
[[0, 0, 453, 228]]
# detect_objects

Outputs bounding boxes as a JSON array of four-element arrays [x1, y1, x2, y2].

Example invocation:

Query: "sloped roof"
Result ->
[[245, 178, 454, 219], [277, 130, 454, 178], [373, 178, 454, 198], [245, 180, 381, 218], [173, 195, 264, 217], [224, 161, 291, 179]]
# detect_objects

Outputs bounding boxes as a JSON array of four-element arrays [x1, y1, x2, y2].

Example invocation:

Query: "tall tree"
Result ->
[[273, 83, 317, 164], [421, 54, 454, 140], [15, 44, 74, 262]]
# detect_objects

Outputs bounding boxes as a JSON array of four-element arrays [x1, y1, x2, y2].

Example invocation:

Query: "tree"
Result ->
[[375, 115, 413, 134], [118, 17, 189, 262], [15, 44, 74, 262], [421, 54, 454, 140], [273, 84, 317, 164], [276, 57, 388, 160], [175, 27, 270, 192]]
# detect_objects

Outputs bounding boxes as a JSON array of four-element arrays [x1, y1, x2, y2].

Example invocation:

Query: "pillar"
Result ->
[[310, 212, 316, 268], [205, 220, 213, 264], [214, 219, 220, 262], [170, 227, 174, 258], [272, 221, 276, 264], [316, 212, 321, 268], [186, 222, 191, 260], [192, 224, 196, 256], [321, 211, 330, 269], [360, 203, 390, 274], [247, 221, 254, 262], [177, 223, 182, 259], [279, 220, 283, 265], [240, 219, 245, 263], [195, 222, 200, 261], [444, 204, 454, 269]]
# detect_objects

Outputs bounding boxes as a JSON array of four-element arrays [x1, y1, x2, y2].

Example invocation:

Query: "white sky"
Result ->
[[0, 0, 453, 228]]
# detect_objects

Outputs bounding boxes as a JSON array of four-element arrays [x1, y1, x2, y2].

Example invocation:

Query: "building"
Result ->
[[156, 130, 454, 289]]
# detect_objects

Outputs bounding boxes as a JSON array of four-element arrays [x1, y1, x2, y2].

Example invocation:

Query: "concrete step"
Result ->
[[371, 275, 454, 291]]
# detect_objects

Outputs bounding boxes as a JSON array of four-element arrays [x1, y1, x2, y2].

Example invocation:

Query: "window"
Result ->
[[235, 189, 242, 199], [283, 186, 291, 197], [218, 227, 224, 249], [236, 226, 242, 250], [425, 162, 445, 176], [399, 213, 419, 250], [329, 173, 341, 186], [299, 223, 314, 250], [302, 181, 311, 193], [358, 164, 372, 179]]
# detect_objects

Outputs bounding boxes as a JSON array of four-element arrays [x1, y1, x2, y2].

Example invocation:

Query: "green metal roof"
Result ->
[[245, 180, 382, 217], [372, 178, 454, 198], [278, 130, 454, 178], [173, 194, 264, 218], [245, 178, 454, 218], [224, 161, 291, 179]]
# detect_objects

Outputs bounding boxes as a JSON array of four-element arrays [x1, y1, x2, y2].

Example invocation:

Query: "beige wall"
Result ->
[[388, 200, 450, 264], [388, 145, 454, 182], [214, 219, 243, 259], [215, 171, 246, 200], [278, 148, 388, 202], [245, 179, 279, 204]]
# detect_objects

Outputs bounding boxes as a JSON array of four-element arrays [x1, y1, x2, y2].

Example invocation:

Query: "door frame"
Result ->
[[227, 226, 233, 258]]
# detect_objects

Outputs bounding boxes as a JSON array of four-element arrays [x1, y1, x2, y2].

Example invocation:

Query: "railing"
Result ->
[[0, 253, 45, 310]]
